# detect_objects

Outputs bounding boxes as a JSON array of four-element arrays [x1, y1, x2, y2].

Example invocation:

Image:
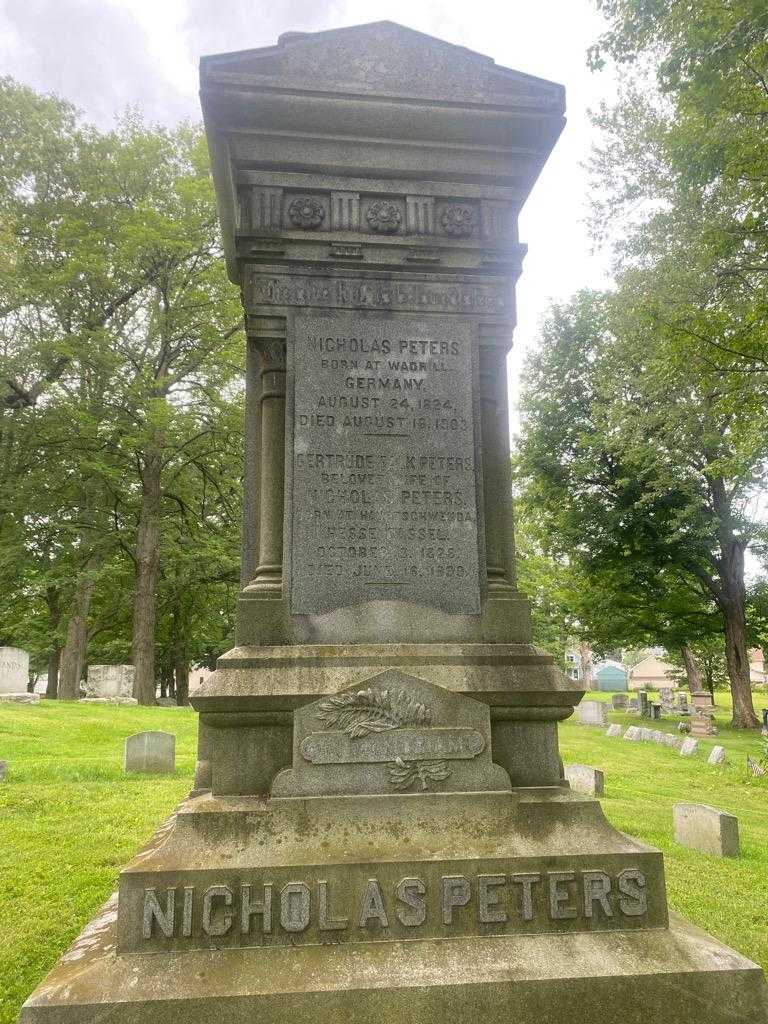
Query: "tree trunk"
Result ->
[[578, 641, 594, 689], [46, 649, 61, 699], [58, 566, 98, 699], [723, 594, 759, 728], [680, 645, 703, 692], [45, 585, 62, 699], [175, 658, 189, 707], [710, 476, 759, 728], [132, 453, 162, 705]]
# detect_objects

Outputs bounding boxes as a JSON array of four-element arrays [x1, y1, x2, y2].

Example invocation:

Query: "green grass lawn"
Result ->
[[1, 692, 766, 1023]]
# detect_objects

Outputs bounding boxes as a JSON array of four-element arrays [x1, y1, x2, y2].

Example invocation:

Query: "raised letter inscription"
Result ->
[[290, 314, 480, 614]]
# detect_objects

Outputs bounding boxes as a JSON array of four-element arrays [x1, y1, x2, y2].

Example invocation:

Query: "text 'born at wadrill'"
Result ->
[[290, 314, 480, 615]]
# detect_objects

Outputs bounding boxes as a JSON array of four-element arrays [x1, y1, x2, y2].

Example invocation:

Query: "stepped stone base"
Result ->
[[21, 899, 767, 1024], [21, 790, 768, 1024]]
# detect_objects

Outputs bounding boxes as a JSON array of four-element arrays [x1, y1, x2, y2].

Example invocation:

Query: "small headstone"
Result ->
[[606, 724, 622, 738], [638, 691, 650, 718], [650, 703, 662, 720], [576, 700, 607, 726], [677, 693, 689, 714], [660, 688, 674, 710], [611, 693, 627, 710], [0, 646, 30, 696], [628, 697, 639, 712], [156, 697, 178, 707], [690, 710, 717, 738], [84, 665, 135, 702], [708, 745, 727, 766], [564, 763, 604, 797], [623, 726, 641, 741], [124, 731, 175, 774], [0, 760, 8, 781], [673, 802, 740, 857], [679, 737, 699, 757]]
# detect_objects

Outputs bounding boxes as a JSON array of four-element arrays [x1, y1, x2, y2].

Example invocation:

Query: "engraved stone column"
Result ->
[[479, 342, 516, 595], [243, 317, 286, 602]]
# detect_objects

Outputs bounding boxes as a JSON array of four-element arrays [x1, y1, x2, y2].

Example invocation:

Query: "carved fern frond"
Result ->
[[316, 688, 433, 739]]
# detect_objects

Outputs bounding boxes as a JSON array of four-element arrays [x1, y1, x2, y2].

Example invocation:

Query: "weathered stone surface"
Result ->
[[124, 732, 175, 774], [611, 693, 627, 710], [708, 745, 727, 766], [0, 645, 29, 694], [156, 697, 177, 707], [673, 803, 740, 858], [273, 670, 509, 796], [623, 726, 641, 741], [577, 700, 607, 726], [21, 890, 768, 1024], [680, 737, 699, 757], [663, 734, 681, 750], [606, 724, 622, 738], [0, 760, 8, 781], [85, 664, 134, 700], [565, 764, 604, 797], [288, 315, 481, 617], [80, 696, 137, 706], [0, 691, 39, 703]]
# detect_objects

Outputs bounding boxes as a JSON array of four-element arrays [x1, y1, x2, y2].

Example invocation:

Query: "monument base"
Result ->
[[21, 900, 767, 1024], [21, 790, 768, 1024]]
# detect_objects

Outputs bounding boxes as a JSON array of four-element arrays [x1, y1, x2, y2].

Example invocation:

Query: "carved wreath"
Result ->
[[440, 204, 476, 238], [366, 200, 402, 234], [288, 196, 325, 229], [315, 688, 451, 791]]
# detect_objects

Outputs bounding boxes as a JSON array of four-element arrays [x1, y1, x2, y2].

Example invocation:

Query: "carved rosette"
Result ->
[[287, 196, 326, 229], [365, 200, 402, 234], [440, 204, 476, 238]]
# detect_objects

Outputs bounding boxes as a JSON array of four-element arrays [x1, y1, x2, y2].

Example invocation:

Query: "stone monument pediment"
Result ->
[[201, 20, 565, 108], [272, 669, 510, 797]]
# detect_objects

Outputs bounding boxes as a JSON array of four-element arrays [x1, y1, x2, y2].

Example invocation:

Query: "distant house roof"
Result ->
[[595, 660, 626, 675]]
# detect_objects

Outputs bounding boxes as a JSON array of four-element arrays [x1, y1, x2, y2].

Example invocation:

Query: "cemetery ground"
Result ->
[[1, 695, 766, 1024]]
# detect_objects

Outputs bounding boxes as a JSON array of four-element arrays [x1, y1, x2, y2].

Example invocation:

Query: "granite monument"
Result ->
[[21, 21, 768, 1024]]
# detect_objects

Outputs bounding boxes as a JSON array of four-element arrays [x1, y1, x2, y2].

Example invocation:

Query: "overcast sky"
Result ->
[[0, 0, 615, 429]]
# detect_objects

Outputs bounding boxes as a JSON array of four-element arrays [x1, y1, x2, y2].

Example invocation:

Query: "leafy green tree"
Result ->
[[516, 290, 765, 727], [0, 80, 244, 703]]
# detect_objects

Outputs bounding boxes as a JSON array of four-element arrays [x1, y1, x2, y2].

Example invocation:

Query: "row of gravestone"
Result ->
[[564, 763, 740, 857], [0, 650, 182, 705], [612, 723, 727, 764]]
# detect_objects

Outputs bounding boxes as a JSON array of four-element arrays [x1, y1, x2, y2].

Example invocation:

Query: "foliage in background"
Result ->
[[0, 78, 244, 702]]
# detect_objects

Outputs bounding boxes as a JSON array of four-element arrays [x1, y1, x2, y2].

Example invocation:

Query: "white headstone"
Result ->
[[679, 737, 699, 757], [576, 700, 608, 726], [606, 724, 623, 738], [0, 646, 30, 695], [707, 745, 727, 766], [565, 763, 605, 797], [84, 665, 135, 700], [124, 731, 175, 774], [673, 802, 739, 857], [623, 726, 641, 741]]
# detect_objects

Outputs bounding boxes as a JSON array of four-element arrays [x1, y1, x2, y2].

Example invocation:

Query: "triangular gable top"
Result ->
[[200, 20, 564, 110], [630, 655, 675, 675], [595, 660, 626, 673]]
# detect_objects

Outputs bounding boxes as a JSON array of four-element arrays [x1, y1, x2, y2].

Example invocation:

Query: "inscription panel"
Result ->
[[290, 315, 480, 615], [125, 860, 663, 953], [248, 272, 510, 314]]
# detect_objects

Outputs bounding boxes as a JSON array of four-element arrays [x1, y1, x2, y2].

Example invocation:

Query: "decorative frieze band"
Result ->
[[239, 185, 514, 243]]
